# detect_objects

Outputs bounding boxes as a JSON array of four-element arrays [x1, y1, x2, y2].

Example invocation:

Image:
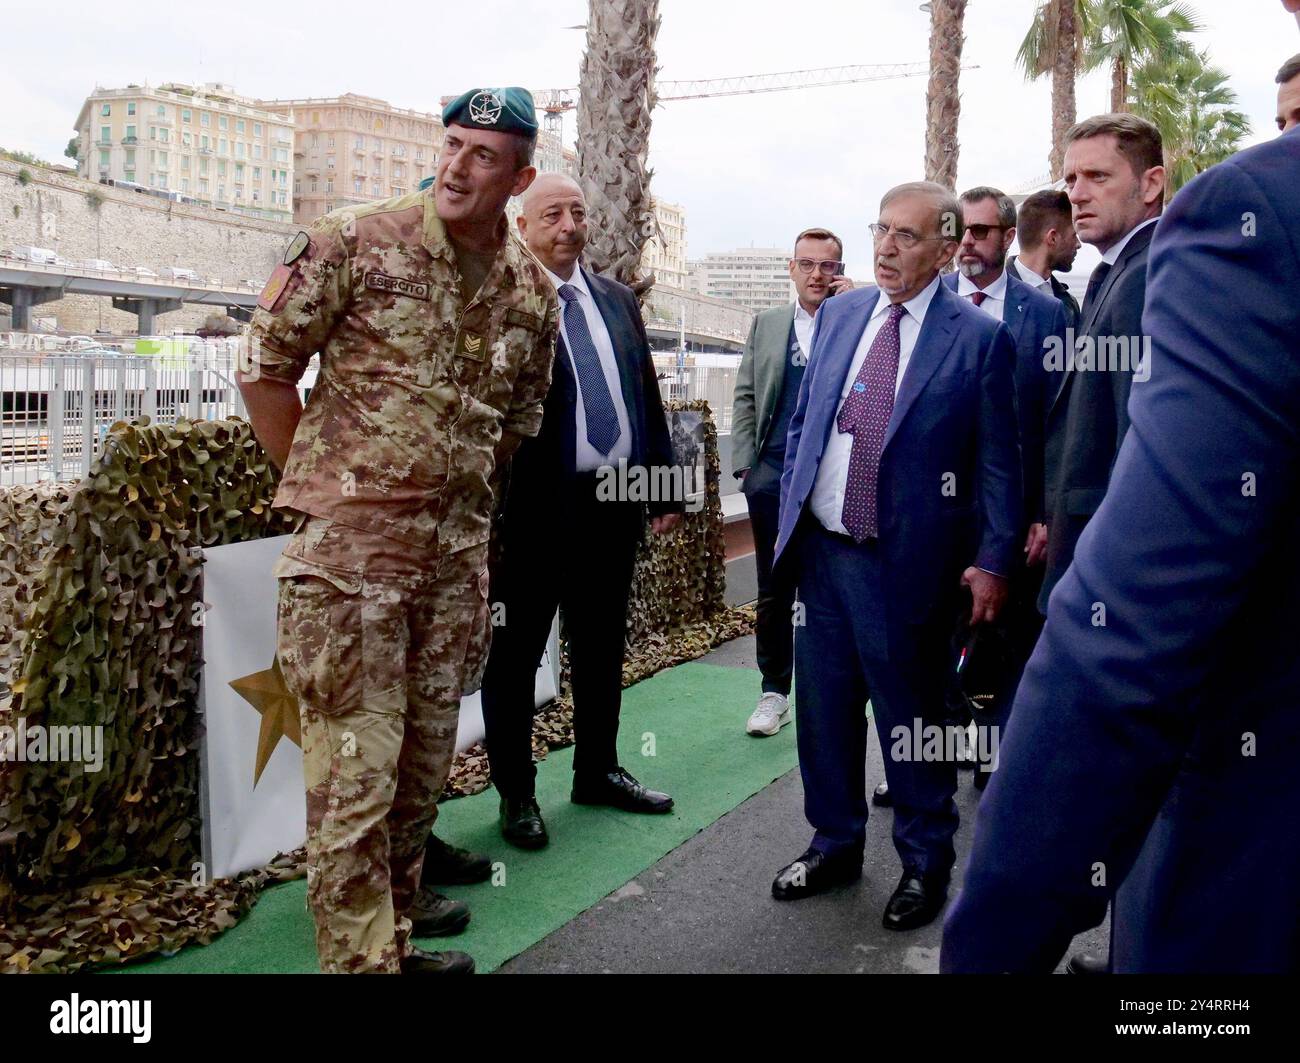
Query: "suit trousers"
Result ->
[[481, 478, 643, 800], [795, 523, 959, 879], [744, 483, 797, 696]]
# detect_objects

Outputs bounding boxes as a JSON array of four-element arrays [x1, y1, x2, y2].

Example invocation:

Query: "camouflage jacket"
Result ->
[[247, 189, 558, 552]]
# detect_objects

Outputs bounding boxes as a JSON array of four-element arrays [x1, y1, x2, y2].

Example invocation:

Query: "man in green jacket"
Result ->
[[731, 228, 852, 735]]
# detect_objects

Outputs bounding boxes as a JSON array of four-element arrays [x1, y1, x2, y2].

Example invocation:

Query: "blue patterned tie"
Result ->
[[558, 283, 621, 456]]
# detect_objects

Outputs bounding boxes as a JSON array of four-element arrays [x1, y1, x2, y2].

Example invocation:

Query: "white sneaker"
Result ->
[[747, 692, 791, 737]]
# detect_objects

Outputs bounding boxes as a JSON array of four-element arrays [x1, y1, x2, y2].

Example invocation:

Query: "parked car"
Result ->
[[129, 266, 159, 279], [80, 258, 119, 272], [162, 266, 201, 283]]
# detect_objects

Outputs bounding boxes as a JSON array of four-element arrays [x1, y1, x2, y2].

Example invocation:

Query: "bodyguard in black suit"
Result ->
[[481, 174, 681, 850], [1007, 190, 1082, 332], [1040, 114, 1164, 614]]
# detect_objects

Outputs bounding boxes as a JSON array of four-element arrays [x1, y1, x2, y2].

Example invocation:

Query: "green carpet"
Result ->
[[109, 661, 796, 974]]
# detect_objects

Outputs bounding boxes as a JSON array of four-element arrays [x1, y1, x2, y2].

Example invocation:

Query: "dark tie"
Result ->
[[558, 283, 620, 456], [837, 303, 906, 541], [1082, 261, 1113, 318], [969, 291, 987, 307]]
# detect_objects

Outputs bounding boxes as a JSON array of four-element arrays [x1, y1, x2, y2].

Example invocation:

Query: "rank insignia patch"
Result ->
[[283, 231, 311, 265], [258, 263, 294, 313], [461, 333, 484, 358]]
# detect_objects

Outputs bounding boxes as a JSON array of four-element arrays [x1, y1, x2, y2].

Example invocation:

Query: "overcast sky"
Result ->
[[3, 0, 1294, 278]]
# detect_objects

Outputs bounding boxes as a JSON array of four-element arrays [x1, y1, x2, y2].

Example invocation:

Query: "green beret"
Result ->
[[441, 87, 538, 138]]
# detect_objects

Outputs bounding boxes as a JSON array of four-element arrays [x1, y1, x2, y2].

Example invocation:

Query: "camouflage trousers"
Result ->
[[274, 517, 490, 974]]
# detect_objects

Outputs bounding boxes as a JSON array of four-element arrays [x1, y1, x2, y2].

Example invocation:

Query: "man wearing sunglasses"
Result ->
[[944, 187, 1069, 790], [732, 228, 853, 738], [768, 182, 1019, 932]]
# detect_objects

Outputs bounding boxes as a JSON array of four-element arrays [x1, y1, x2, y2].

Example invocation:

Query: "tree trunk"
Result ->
[[577, 0, 662, 292], [1111, 55, 1127, 112], [924, 0, 967, 189], [1048, 0, 1078, 180]]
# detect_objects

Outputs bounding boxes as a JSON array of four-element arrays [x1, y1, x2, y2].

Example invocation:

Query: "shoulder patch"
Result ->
[[283, 231, 311, 265], [258, 263, 294, 313]]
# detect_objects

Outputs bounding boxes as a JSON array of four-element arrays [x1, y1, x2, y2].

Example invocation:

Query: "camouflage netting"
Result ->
[[0, 402, 748, 972]]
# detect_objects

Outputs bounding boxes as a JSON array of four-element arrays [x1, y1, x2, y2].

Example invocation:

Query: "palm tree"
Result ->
[[1130, 51, 1250, 197], [576, 0, 662, 293], [1017, 1, 1091, 179], [1084, 0, 1200, 112], [924, 0, 968, 189]]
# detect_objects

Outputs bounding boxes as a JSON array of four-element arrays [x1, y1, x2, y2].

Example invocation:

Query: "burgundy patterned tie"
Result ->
[[838, 303, 906, 541], [969, 291, 987, 307]]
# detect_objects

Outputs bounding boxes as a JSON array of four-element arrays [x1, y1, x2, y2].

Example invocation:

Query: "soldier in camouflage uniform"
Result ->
[[238, 87, 557, 975]]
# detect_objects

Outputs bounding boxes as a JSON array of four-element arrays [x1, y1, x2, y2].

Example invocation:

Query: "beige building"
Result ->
[[74, 82, 295, 223], [689, 247, 794, 314], [256, 94, 444, 225], [641, 198, 689, 289]]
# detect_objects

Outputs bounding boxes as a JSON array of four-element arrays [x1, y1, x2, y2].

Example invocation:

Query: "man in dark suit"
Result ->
[[769, 181, 1020, 931], [731, 227, 852, 738], [1007, 190, 1081, 331], [943, 126, 1300, 975], [479, 173, 681, 850], [945, 186, 1068, 789], [1040, 114, 1164, 615]]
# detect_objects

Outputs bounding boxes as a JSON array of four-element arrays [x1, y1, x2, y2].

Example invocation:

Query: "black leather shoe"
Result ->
[[571, 768, 674, 814], [882, 870, 948, 931], [500, 796, 549, 850], [771, 847, 862, 900], [872, 780, 893, 807], [421, 834, 493, 885], [408, 886, 470, 937], [1066, 951, 1110, 975], [400, 945, 475, 975]]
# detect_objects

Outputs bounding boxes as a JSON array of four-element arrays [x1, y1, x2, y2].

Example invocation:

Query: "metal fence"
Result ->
[[3, 348, 736, 487], [1, 347, 257, 485], [654, 362, 739, 433]]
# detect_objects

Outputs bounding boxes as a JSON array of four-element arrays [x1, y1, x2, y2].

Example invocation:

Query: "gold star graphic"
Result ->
[[229, 657, 301, 787]]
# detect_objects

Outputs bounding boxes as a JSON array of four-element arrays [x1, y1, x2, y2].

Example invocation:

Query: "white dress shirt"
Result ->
[[793, 302, 816, 361], [1100, 216, 1160, 265], [809, 275, 941, 534], [544, 265, 633, 472], [956, 268, 1008, 321], [1011, 257, 1051, 291]]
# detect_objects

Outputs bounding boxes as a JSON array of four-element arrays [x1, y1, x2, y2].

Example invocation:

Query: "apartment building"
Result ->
[[641, 198, 689, 289], [74, 82, 295, 222], [255, 94, 443, 225], [688, 247, 794, 313]]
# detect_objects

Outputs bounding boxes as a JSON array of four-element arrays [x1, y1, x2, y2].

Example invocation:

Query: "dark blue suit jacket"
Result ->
[[942, 129, 1300, 973], [775, 280, 1021, 624], [943, 271, 1068, 525], [506, 266, 677, 518]]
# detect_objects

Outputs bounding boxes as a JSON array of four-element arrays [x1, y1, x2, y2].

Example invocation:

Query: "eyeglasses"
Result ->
[[868, 222, 949, 250], [791, 258, 845, 276], [963, 223, 1008, 241]]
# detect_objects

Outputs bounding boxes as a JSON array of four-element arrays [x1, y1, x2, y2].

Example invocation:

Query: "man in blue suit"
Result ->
[[945, 186, 1068, 788], [942, 127, 1300, 973], [770, 181, 1021, 931], [478, 173, 681, 851]]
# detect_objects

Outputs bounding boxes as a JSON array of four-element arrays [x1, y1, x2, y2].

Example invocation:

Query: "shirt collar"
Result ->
[[1100, 216, 1160, 265], [794, 302, 815, 323], [956, 268, 1008, 301], [872, 273, 941, 326], [422, 190, 518, 284], [545, 263, 589, 299], [1013, 257, 1049, 287]]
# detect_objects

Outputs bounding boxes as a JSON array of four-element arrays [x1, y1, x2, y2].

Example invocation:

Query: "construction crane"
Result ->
[[441, 61, 978, 144]]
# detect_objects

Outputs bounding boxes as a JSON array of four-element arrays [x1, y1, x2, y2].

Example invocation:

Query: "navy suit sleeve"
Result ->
[[974, 322, 1021, 575], [623, 287, 680, 516], [779, 300, 825, 520], [942, 151, 1300, 972]]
